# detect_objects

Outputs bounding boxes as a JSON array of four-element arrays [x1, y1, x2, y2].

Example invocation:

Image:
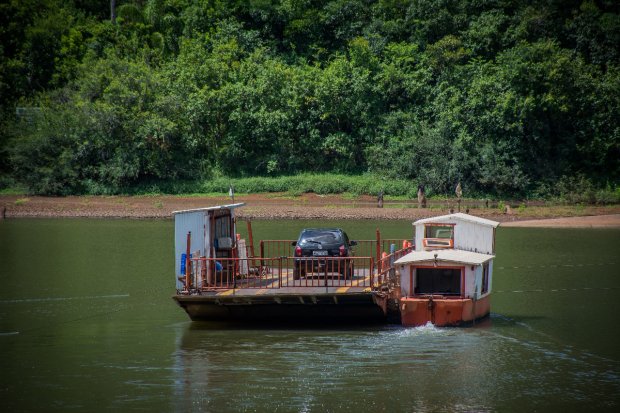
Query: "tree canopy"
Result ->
[[1, 0, 619, 196]]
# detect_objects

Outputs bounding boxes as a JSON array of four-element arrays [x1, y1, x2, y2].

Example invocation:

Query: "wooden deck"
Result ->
[[173, 269, 386, 322]]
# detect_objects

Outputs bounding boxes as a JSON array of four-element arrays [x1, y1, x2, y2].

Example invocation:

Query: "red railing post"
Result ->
[[279, 257, 283, 288], [185, 231, 192, 292], [375, 229, 381, 266], [370, 258, 375, 288], [259, 240, 265, 273], [247, 221, 255, 263], [200, 257, 206, 288]]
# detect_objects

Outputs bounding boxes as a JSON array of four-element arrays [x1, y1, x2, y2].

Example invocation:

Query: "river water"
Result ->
[[1, 218, 619, 412]]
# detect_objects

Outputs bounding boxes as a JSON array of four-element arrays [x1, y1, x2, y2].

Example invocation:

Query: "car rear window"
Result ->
[[299, 230, 343, 245]]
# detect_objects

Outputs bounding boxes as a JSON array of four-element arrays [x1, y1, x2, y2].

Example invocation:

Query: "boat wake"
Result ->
[[393, 321, 447, 338]]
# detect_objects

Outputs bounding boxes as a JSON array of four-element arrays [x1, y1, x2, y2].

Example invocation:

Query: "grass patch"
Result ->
[[341, 192, 360, 201], [126, 174, 418, 197], [0, 186, 27, 195], [25, 173, 616, 205], [264, 192, 300, 200], [14, 198, 30, 205]]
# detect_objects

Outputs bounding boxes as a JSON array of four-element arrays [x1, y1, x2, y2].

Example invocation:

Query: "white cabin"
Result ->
[[413, 212, 498, 254], [396, 213, 499, 300]]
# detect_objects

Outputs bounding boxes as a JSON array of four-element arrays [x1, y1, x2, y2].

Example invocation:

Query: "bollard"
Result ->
[[389, 244, 396, 285]]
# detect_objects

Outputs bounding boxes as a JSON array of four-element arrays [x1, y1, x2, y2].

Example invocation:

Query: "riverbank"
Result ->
[[2, 194, 620, 227]]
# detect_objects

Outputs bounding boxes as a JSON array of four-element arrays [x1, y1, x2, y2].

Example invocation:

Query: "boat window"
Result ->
[[423, 224, 454, 249], [425, 225, 454, 239], [414, 268, 461, 296], [481, 262, 489, 294]]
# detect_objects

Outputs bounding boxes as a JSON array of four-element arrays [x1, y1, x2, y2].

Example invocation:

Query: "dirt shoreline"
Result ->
[[2, 194, 619, 227]]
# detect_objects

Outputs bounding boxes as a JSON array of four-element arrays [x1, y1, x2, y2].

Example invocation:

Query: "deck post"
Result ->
[[390, 244, 396, 285], [185, 231, 191, 292], [375, 228, 381, 265], [370, 258, 375, 288], [247, 220, 256, 265], [259, 240, 265, 274]]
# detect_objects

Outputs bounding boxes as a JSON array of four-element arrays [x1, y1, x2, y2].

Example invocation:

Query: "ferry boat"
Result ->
[[171, 204, 413, 323], [171, 204, 497, 326], [395, 213, 499, 326]]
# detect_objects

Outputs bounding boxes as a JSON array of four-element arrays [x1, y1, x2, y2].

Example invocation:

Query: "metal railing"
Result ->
[[185, 256, 375, 291], [190, 257, 284, 290], [376, 245, 415, 286], [354, 239, 413, 260], [259, 239, 413, 261], [179, 242, 413, 292], [281, 256, 375, 288], [260, 240, 295, 259]]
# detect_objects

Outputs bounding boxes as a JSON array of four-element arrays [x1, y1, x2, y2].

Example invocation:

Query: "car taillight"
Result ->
[[339, 245, 346, 256], [295, 246, 302, 257]]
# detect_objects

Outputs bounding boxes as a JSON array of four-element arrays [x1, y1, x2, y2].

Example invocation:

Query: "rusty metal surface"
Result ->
[[173, 290, 386, 322]]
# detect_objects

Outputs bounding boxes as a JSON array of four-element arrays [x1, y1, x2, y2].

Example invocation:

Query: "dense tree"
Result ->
[[1, 0, 618, 196]]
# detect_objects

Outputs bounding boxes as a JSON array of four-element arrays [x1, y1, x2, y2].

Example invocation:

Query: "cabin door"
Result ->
[[415, 268, 462, 296]]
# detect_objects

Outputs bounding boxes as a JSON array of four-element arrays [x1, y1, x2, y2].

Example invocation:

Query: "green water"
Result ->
[[1, 218, 619, 412]]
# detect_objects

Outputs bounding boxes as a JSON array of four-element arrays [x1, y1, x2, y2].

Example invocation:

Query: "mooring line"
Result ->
[[0, 294, 130, 304]]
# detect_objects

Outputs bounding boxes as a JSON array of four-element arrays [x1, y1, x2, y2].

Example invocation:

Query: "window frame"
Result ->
[[409, 265, 465, 298], [422, 223, 455, 249]]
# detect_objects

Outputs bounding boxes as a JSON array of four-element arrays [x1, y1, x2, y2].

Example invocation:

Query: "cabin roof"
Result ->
[[395, 249, 494, 266], [172, 203, 246, 215], [413, 213, 500, 228]]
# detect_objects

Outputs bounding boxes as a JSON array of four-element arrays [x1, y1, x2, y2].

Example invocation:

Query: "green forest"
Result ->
[[1, 0, 619, 199]]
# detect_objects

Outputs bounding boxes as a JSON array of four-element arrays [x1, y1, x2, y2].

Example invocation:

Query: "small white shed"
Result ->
[[173, 203, 245, 290], [414, 213, 499, 255]]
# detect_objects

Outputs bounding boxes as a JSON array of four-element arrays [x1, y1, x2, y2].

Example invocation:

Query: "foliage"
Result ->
[[0, 0, 618, 200], [128, 173, 415, 197]]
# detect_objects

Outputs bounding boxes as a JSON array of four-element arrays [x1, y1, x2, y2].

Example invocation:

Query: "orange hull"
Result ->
[[400, 295, 490, 327]]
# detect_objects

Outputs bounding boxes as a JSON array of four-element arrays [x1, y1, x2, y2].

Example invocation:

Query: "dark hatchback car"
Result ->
[[291, 228, 357, 279]]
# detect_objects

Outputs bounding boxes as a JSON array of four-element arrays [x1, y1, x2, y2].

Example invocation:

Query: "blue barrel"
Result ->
[[180, 253, 186, 275], [180, 253, 192, 274]]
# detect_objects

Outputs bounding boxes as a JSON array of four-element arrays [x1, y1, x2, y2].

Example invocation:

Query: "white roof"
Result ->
[[172, 203, 245, 215], [413, 213, 500, 228], [395, 249, 494, 266]]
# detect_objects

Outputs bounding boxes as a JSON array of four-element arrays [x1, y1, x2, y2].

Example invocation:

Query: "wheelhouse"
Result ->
[[395, 213, 499, 326]]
